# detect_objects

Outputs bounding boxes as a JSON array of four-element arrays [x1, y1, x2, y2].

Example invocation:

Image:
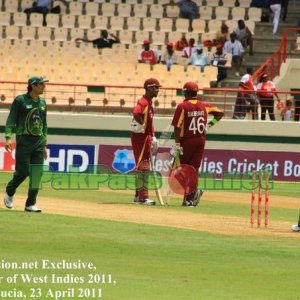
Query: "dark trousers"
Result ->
[[260, 98, 275, 120], [281, 0, 289, 21], [217, 67, 227, 83], [6, 136, 45, 207]]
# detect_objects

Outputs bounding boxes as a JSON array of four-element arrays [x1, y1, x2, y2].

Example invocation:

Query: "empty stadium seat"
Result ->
[[46, 14, 60, 28], [30, 13, 44, 27], [37, 27, 52, 41], [4, 26, 20, 40], [22, 26, 36, 40], [222, 0, 236, 7], [158, 18, 173, 33], [151, 31, 166, 46], [133, 4, 148, 18], [191, 19, 206, 33], [69, 2, 83, 16], [215, 7, 229, 21], [118, 30, 134, 45], [208, 20, 222, 33], [175, 19, 189, 33], [231, 7, 246, 20], [117, 4, 132, 17], [94, 16, 109, 30], [0, 12, 11, 26], [61, 15, 76, 28], [199, 6, 212, 20], [142, 17, 157, 32], [101, 3, 116, 17], [149, 5, 164, 18], [85, 3, 100, 16], [110, 16, 125, 31], [166, 5, 180, 18], [3, 0, 20, 13], [205, 0, 219, 7], [248, 7, 262, 22], [239, 0, 252, 8], [53, 28, 68, 41], [126, 17, 141, 31], [77, 15, 92, 29]]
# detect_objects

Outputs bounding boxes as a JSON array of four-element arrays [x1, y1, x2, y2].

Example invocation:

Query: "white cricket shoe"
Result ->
[[25, 205, 42, 213], [144, 199, 156, 206], [291, 224, 300, 232], [4, 193, 13, 209]]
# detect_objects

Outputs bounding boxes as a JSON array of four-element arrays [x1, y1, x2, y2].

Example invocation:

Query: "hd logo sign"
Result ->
[[45, 145, 96, 172]]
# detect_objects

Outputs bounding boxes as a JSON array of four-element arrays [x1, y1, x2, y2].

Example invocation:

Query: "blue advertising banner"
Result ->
[[46, 144, 96, 172]]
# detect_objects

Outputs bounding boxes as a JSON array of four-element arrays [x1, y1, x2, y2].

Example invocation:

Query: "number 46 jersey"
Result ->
[[171, 98, 222, 140]]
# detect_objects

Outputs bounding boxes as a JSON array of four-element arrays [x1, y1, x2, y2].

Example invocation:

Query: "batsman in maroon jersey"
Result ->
[[130, 78, 161, 205], [171, 81, 224, 206]]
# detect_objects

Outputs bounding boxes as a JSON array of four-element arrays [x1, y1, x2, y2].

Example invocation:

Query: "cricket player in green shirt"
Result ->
[[4, 76, 49, 212]]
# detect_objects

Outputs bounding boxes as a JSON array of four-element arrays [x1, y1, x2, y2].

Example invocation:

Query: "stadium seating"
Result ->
[[0, 0, 263, 108]]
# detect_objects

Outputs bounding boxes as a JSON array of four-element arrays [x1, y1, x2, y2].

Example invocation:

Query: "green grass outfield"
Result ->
[[0, 172, 300, 300]]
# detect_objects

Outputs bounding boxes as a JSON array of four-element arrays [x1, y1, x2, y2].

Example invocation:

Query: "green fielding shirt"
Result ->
[[5, 93, 47, 143]]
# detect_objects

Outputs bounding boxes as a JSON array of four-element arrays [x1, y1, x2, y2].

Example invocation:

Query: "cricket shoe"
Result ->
[[291, 224, 300, 232], [25, 205, 42, 213], [182, 200, 194, 207], [192, 189, 204, 207], [134, 199, 156, 205], [144, 198, 156, 205], [4, 193, 13, 209]]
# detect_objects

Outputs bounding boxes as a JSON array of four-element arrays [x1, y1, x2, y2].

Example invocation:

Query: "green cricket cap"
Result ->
[[28, 76, 49, 86]]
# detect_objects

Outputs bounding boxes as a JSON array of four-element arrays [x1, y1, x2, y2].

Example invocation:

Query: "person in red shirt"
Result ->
[[239, 67, 259, 120], [171, 82, 224, 207], [138, 40, 160, 65], [130, 78, 161, 205], [257, 73, 281, 120]]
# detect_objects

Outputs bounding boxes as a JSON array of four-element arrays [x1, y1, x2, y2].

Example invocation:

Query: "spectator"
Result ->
[[251, 0, 271, 7], [210, 45, 227, 86], [239, 67, 259, 120], [223, 32, 244, 76], [233, 91, 250, 119], [234, 20, 254, 56], [256, 73, 281, 120], [161, 42, 179, 71], [174, 36, 188, 51], [270, 0, 281, 35], [281, 0, 289, 22], [188, 44, 210, 72], [138, 40, 160, 65], [166, 0, 199, 31], [215, 23, 229, 47], [280, 99, 294, 121], [24, 0, 68, 26], [75, 30, 120, 49], [182, 38, 196, 58]]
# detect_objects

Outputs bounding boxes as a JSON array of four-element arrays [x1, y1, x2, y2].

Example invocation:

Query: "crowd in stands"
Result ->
[[0, 0, 298, 119]]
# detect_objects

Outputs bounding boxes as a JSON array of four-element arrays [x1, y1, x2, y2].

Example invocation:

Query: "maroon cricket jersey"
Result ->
[[171, 98, 221, 139], [132, 95, 154, 135]]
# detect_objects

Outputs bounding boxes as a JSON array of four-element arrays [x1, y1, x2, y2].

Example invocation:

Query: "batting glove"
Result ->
[[151, 136, 158, 154], [131, 120, 145, 133], [170, 143, 183, 158]]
